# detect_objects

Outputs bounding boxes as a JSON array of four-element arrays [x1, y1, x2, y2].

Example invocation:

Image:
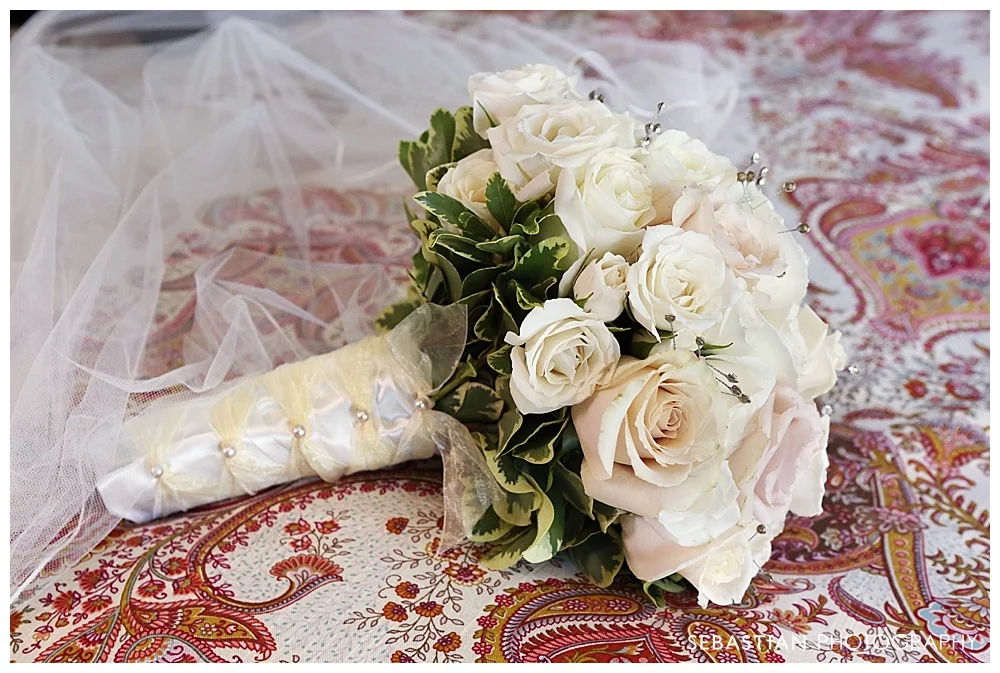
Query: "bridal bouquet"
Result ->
[[379, 64, 847, 607]]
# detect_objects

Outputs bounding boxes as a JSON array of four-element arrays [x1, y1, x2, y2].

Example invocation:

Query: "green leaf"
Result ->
[[452, 105, 491, 161], [505, 237, 571, 287], [485, 172, 517, 230], [425, 162, 455, 193], [456, 288, 493, 312], [375, 295, 423, 333], [475, 235, 522, 256], [642, 575, 691, 607], [511, 280, 544, 310], [593, 501, 622, 533], [469, 505, 513, 543], [514, 200, 540, 224], [497, 409, 523, 454], [421, 241, 463, 303], [480, 525, 536, 570], [398, 108, 456, 190], [474, 297, 502, 341], [415, 191, 491, 238], [425, 108, 457, 177], [435, 381, 504, 423], [522, 489, 564, 563], [463, 265, 506, 296], [553, 460, 593, 517], [501, 413, 566, 458], [560, 515, 602, 550], [430, 230, 493, 266], [512, 416, 566, 464], [515, 440, 555, 465], [492, 284, 520, 334], [631, 330, 660, 360], [495, 490, 537, 527], [483, 444, 535, 495], [487, 344, 513, 375], [510, 215, 540, 238], [567, 530, 626, 588]]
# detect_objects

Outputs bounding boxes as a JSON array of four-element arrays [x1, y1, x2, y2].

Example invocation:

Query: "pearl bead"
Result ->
[[821, 404, 834, 416], [848, 364, 860, 375], [414, 397, 431, 411], [354, 409, 369, 423], [291, 424, 307, 439], [220, 444, 236, 458], [149, 466, 163, 479]]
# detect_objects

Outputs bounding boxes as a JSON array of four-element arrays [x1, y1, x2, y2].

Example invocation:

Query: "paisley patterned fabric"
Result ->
[[10, 10, 989, 663]]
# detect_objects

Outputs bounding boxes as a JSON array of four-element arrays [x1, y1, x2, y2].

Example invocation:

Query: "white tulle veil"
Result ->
[[9, 10, 755, 604]]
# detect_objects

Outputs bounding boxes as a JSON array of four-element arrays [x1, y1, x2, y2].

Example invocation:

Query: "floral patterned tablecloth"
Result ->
[[10, 10, 989, 663]]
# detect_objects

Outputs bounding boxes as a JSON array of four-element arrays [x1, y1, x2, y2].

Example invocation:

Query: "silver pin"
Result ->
[[291, 424, 307, 439], [821, 404, 834, 416], [656, 101, 666, 115], [783, 180, 796, 193], [780, 223, 811, 235], [847, 364, 860, 375], [751, 152, 761, 165]]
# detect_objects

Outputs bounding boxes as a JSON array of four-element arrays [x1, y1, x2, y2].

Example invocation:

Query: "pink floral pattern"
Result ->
[[10, 10, 989, 663]]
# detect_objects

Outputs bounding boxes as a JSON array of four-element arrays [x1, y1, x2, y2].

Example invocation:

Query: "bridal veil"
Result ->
[[9, 10, 753, 603]]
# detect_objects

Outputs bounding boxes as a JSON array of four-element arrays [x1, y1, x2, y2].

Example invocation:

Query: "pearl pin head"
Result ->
[[354, 409, 370, 423], [220, 443, 236, 458], [414, 397, 431, 412], [291, 424, 307, 439], [149, 466, 164, 479]]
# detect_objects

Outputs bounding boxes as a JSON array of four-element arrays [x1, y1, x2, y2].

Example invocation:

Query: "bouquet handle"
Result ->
[[97, 303, 499, 545]]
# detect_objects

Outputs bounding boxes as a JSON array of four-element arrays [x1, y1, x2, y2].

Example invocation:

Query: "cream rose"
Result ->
[[753, 224, 809, 327], [622, 518, 771, 607], [672, 182, 787, 286], [626, 225, 742, 346], [786, 305, 847, 399], [643, 130, 737, 224], [728, 380, 831, 536], [435, 149, 499, 227], [572, 252, 629, 322], [555, 148, 654, 285], [487, 100, 636, 202], [572, 348, 739, 547], [505, 298, 620, 415], [468, 64, 582, 137]]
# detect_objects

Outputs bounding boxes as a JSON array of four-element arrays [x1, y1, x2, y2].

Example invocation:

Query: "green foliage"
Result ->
[[377, 105, 665, 599]]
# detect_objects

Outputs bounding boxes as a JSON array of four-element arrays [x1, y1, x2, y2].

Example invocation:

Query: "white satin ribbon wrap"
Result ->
[[97, 303, 498, 542]]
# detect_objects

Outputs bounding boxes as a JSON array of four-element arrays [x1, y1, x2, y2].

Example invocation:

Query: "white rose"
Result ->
[[753, 224, 809, 328], [571, 348, 739, 547], [468, 64, 582, 137], [672, 182, 787, 286], [572, 252, 629, 322], [622, 518, 771, 607], [435, 149, 499, 227], [728, 380, 831, 536], [626, 225, 743, 346], [487, 100, 636, 202], [505, 298, 620, 415], [786, 305, 847, 399], [555, 148, 654, 288], [643, 130, 737, 223]]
